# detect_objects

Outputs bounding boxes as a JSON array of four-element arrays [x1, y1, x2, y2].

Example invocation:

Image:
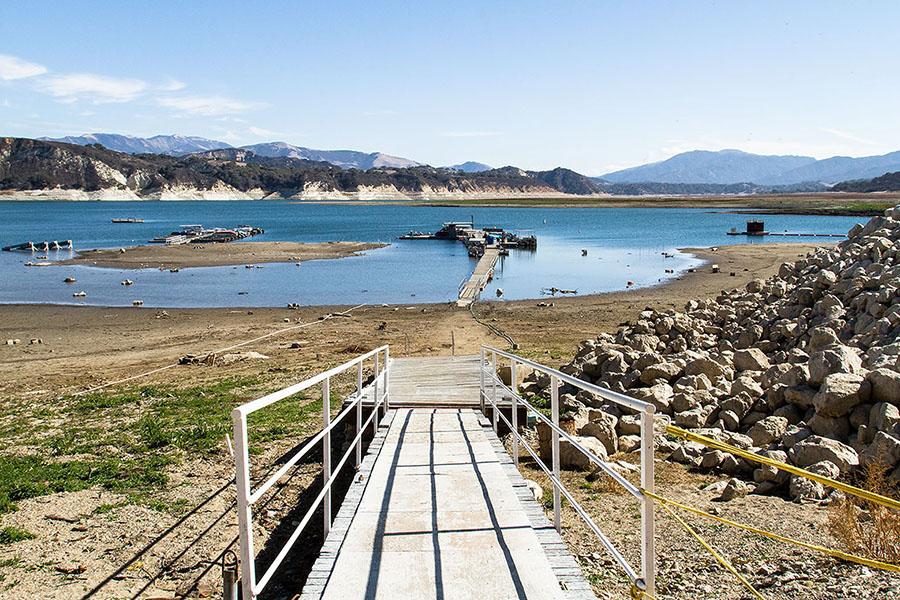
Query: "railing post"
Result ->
[[551, 375, 561, 533], [384, 347, 390, 411], [479, 347, 485, 415], [232, 411, 257, 600], [511, 358, 518, 467], [491, 351, 498, 434], [640, 408, 656, 596], [373, 353, 380, 433], [356, 361, 363, 469], [322, 377, 332, 538]]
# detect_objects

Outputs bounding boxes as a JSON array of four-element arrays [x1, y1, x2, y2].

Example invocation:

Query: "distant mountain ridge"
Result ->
[[602, 148, 900, 186], [0, 137, 604, 200], [448, 161, 492, 173], [40, 133, 232, 156], [240, 141, 420, 170]]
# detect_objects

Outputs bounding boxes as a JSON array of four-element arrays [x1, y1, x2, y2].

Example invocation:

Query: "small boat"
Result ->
[[112, 218, 144, 223], [132, 300, 144, 306], [72, 291, 87, 297], [498, 248, 510, 256], [399, 231, 433, 240], [64, 277, 76, 283], [496, 288, 504, 297], [121, 279, 134, 286], [581, 249, 588, 256]]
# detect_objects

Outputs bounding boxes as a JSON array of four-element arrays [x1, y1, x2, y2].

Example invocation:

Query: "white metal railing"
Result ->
[[480, 345, 656, 597], [232, 345, 390, 600]]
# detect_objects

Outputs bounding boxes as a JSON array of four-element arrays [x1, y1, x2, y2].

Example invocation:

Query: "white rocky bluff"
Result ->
[[524, 206, 900, 501]]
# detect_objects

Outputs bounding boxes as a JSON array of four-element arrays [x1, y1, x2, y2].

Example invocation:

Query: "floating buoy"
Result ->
[[581, 249, 588, 256]]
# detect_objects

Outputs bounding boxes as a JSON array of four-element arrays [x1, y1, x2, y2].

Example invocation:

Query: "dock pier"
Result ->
[[457, 247, 500, 307]]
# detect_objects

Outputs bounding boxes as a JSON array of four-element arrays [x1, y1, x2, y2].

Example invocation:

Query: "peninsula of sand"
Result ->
[[58, 241, 386, 270]]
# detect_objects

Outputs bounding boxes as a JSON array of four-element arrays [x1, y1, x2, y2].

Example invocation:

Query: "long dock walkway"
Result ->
[[457, 248, 500, 307], [301, 357, 595, 600]]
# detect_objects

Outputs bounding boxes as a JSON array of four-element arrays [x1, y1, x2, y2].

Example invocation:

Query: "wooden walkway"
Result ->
[[457, 247, 500, 307], [388, 356, 482, 407], [301, 358, 595, 600]]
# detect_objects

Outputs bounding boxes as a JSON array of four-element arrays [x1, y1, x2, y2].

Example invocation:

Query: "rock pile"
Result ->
[[525, 208, 900, 501]]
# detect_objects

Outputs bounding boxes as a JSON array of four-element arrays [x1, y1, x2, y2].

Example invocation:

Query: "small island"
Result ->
[[58, 241, 386, 270]]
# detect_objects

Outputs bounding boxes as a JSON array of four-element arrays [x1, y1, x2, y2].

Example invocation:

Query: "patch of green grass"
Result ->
[[0, 454, 170, 514], [2, 375, 338, 513], [0, 527, 34, 544]]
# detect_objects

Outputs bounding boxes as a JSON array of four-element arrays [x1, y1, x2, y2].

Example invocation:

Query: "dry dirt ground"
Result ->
[[3, 242, 890, 599]]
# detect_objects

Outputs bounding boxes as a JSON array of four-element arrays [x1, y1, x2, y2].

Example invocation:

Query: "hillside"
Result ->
[[765, 152, 900, 185], [0, 137, 604, 199], [832, 171, 900, 193]]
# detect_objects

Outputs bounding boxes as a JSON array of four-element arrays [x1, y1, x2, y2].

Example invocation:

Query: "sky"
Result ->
[[1, 1, 898, 175]]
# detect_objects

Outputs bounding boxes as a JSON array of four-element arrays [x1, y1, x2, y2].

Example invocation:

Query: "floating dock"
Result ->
[[2, 240, 73, 252], [727, 219, 845, 238]]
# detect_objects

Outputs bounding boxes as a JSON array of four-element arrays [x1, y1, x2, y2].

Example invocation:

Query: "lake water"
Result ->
[[0, 201, 864, 308]]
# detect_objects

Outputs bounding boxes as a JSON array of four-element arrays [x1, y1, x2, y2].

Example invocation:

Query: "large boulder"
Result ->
[[812, 373, 871, 417], [789, 436, 859, 473], [580, 418, 618, 456], [808, 345, 863, 387], [734, 348, 770, 372], [789, 460, 840, 502], [747, 416, 789, 447], [558, 435, 608, 470], [867, 368, 900, 406], [861, 431, 900, 468], [685, 357, 731, 382], [639, 362, 682, 384]]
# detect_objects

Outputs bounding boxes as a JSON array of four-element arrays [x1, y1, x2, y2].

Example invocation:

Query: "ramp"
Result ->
[[301, 407, 594, 599]]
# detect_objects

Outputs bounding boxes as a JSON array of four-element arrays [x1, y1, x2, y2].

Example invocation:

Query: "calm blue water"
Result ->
[[0, 202, 864, 307]]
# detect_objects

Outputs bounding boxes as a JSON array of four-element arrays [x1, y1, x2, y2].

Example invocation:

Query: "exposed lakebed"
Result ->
[[0, 201, 863, 307]]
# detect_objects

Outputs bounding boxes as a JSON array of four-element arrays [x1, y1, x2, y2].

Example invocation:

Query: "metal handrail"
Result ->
[[232, 345, 390, 600], [480, 345, 656, 596]]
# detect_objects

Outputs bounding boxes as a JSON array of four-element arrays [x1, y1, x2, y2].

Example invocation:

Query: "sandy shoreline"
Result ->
[[0, 241, 825, 396], [57, 240, 386, 269]]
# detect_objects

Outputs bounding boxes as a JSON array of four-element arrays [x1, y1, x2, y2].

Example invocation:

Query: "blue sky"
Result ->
[[1, 1, 898, 174]]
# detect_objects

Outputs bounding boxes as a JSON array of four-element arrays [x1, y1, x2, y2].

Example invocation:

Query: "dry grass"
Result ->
[[826, 462, 900, 564]]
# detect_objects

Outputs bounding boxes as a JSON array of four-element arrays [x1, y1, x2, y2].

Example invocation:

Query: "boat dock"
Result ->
[[2, 240, 73, 252], [457, 247, 500, 307], [727, 219, 845, 238], [400, 221, 535, 306]]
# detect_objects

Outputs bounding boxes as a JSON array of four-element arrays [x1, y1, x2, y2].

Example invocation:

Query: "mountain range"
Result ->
[[42, 133, 492, 173], [602, 149, 900, 186], [0, 137, 596, 200]]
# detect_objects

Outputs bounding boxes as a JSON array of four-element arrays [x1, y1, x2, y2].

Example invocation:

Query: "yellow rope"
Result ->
[[655, 497, 767, 600], [643, 489, 900, 573], [665, 425, 900, 511]]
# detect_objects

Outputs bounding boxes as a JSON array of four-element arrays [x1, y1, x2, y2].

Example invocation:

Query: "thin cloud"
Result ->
[[248, 126, 280, 137], [0, 54, 47, 80], [440, 131, 502, 138], [159, 78, 187, 92], [819, 127, 877, 147], [363, 109, 398, 116], [41, 73, 147, 103], [158, 95, 264, 116]]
